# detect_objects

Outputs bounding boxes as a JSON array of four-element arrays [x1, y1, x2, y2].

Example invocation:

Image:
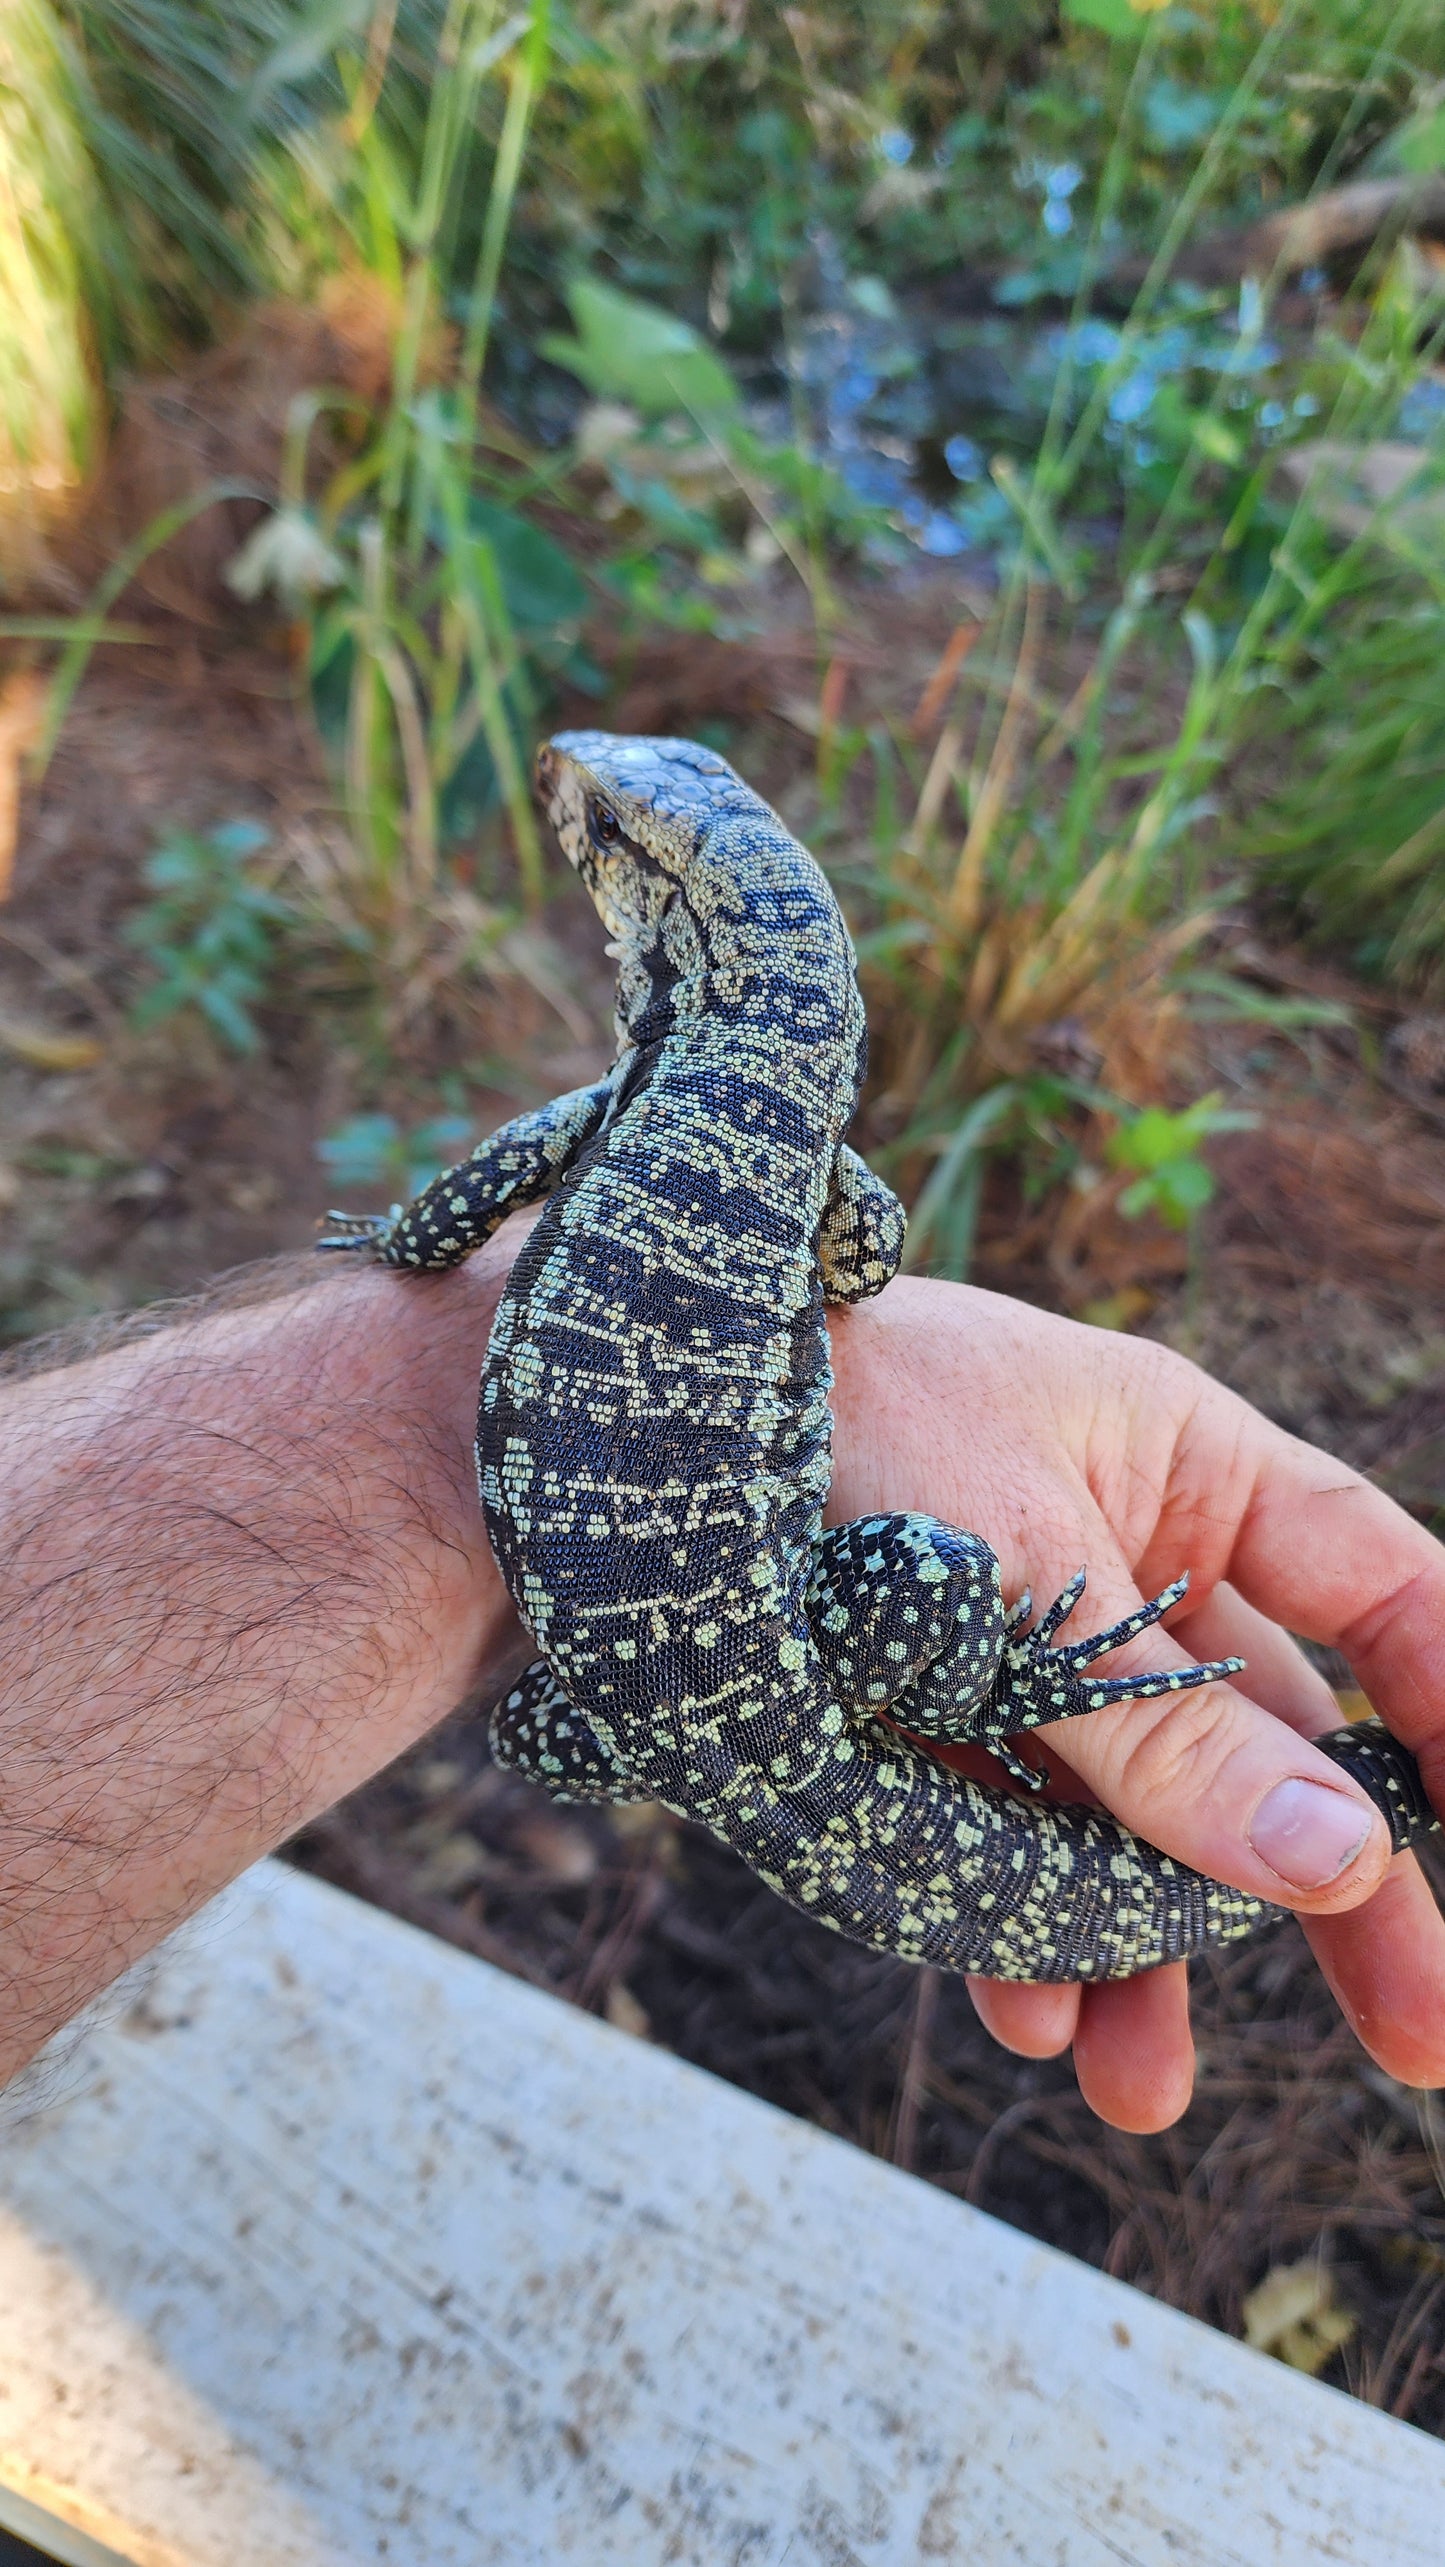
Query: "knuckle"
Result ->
[[1100, 1680, 1249, 1818]]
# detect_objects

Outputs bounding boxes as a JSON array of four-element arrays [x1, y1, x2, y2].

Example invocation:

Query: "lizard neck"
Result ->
[[612, 810, 865, 1145]]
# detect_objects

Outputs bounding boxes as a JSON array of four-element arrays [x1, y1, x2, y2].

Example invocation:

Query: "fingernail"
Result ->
[[1248, 1778, 1375, 1889]]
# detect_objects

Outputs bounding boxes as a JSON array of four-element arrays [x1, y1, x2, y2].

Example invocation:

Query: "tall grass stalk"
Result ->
[[0, 0, 108, 587], [843, 6, 1445, 1269], [235, 0, 558, 972]]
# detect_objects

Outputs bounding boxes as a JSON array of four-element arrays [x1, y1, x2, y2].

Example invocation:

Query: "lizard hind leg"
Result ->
[[490, 1660, 647, 1806], [807, 1519, 1245, 1798], [806, 1511, 1008, 1727]]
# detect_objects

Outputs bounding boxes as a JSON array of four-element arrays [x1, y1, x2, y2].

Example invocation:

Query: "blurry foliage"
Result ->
[[49, 1, 454, 336], [544, 274, 897, 625], [8, 0, 1445, 1201], [124, 818, 295, 1052], [0, 1, 111, 583], [1240, 578, 1445, 988], [1224, 259, 1445, 989], [317, 1105, 475, 1198], [520, 0, 1445, 345], [40, 2, 1445, 366], [225, 0, 581, 999]]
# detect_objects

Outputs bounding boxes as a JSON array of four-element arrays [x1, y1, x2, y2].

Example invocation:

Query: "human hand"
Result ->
[[827, 1278, 1445, 2134]]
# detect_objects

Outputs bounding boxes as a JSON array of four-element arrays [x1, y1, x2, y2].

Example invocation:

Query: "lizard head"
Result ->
[[536, 730, 766, 1040], [536, 727, 855, 1049], [536, 730, 750, 948]]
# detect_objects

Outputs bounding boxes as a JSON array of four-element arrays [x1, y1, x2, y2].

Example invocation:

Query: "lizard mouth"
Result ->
[[534, 741, 655, 946], [534, 741, 584, 853]]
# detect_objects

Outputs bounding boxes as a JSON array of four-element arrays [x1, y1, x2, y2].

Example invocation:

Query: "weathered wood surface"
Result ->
[[0, 1860, 1441, 2567]]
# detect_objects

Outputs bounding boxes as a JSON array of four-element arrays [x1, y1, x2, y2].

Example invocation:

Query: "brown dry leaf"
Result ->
[[1211, 1108, 1445, 1298], [509, 1807, 598, 1888], [1276, 439, 1445, 547], [1241, 2260, 1355, 2375], [1078, 1287, 1156, 1333], [0, 1007, 102, 1071], [1046, 1165, 1189, 1311], [315, 268, 408, 405], [412, 1756, 467, 1802], [1333, 1689, 1375, 1725], [604, 1983, 652, 2040], [411, 1832, 490, 1897], [608, 1800, 679, 1849], [0, 670, 50, 901]]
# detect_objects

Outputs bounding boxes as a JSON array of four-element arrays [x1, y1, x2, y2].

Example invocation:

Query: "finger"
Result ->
[[968, 1976, 1081, 2059], [1023, 1545, 1392, 1915], [1073, 1962, 1195, 2133], [1170, 1580, 1342, 1739], [1177, 1587, 1445, 2084], [1303, 1857, 1445, 2090], [1162, 1400, 1445, 1783]]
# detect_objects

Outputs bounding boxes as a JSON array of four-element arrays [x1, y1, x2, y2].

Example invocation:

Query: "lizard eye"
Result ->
[[589, 802, 622, 848]]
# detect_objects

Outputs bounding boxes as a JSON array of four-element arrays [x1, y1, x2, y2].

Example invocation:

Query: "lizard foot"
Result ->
[[804, 1517, 1245, 1799], [314, 1207, 402, 1256], [984, 1568, 1244, 1789]]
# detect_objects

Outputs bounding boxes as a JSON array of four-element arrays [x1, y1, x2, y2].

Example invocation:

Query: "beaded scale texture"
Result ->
[[320, 731, 1436, 1983]]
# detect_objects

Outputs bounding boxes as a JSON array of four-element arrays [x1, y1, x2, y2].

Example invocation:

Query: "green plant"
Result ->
[[124, 819, 293, 1052], [229, 0, 586, 974], [897, 1083, 1024, 1281], [524, 0, 1445, 358], [541, 273, 891, 628], [316, 1106, 474, 1200], [1239, 578, 1445, 989], [1225, 324, 1445, 989], [814, 0, 1445, 1281], [50, 2, 469, 338], [25, 0, 1445, 1218], [1105, 1091, 1254, 1230]]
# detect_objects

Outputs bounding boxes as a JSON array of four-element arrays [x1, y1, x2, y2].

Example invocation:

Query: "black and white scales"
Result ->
[[320, 731, 1437, 1982]]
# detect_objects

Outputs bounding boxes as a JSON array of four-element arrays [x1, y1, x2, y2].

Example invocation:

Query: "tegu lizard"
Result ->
[[320, 730, 1436, 1981]]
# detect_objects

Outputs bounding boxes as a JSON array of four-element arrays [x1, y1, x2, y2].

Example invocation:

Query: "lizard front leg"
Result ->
[[317, 1076, 615, 1271], [818, 1145, 906, 1304]]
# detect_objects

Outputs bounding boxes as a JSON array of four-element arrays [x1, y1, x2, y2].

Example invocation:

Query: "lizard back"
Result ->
[[480, 737, 865, 1803]]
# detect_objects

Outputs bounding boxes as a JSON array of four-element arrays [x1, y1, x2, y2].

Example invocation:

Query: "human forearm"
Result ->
[[0, 1231, 527, 2084]]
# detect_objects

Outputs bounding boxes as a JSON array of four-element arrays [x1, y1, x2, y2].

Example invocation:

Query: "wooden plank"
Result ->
[[0, 1859, 1440, 2567], [0, 2483, 140, 2567]]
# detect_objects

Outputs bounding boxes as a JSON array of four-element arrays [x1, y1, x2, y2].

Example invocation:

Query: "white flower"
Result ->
[[226, 509, 345, 606]]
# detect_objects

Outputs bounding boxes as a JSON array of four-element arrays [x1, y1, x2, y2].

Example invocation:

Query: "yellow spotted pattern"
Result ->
[[317, 732, 1435, 1981]]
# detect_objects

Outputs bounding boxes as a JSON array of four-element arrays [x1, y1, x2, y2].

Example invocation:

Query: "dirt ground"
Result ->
[[5, 552, 1445, 2434]]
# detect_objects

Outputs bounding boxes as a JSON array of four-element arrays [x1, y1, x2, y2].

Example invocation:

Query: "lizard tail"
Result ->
[[705, 1710, 1436, 1984], [1316, 1716, 1436, 1855]]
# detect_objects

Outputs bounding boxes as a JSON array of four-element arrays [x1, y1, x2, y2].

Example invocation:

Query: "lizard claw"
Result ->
[[992, 1565, 1245, 1742], [993, 1738, 1049, 1793], [314, 1207, 401, 1256]]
